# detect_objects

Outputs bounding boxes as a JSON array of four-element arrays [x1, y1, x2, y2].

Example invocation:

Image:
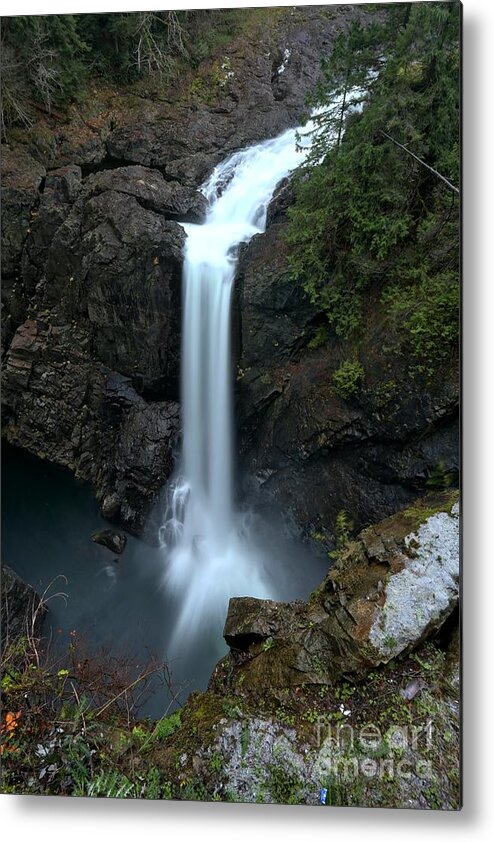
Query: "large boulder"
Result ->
[[91, 529, 127, 555], [223, 491, 460, 689], [105, 112, 228, 179]]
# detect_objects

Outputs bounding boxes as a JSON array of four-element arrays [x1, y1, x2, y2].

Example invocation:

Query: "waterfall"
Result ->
[[161, 119, 320, 651]]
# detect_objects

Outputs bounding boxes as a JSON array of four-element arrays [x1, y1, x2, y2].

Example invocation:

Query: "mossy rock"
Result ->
[[223, 492, 460, 689]]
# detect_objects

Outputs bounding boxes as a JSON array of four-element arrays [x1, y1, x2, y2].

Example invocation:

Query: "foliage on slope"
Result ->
[[287, 1, 460, 378], [0, 9, 255, 133]]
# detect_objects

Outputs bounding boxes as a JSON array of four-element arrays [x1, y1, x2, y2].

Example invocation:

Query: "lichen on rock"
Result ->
[[369, 502, 459, 658]]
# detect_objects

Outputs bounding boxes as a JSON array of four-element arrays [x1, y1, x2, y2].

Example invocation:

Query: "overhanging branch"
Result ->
[[380, 130, 460, 195]]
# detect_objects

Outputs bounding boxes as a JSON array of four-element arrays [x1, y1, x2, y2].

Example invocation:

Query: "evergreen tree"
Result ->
[[288, 1, 460, 374]]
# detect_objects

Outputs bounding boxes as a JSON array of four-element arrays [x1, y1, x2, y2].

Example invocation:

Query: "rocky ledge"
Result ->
[[223, 490, 459, 688], [146, 492, 460, 809]]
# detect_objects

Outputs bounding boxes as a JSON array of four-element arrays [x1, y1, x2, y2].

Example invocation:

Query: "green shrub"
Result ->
[[329, 509, 355, 558], [307, 325, 330, 349], [426, 460, 454, 490], [268, 763, 303, 805], [0, 599, 179, 797], [382, 269, 459, 376], [332, 360, 364, 400], [153, 709, 182, 741]]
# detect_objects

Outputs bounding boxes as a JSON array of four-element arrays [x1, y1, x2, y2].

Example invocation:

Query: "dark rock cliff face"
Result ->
[[1, 165, 185, 535], [1, 148, 46, 355], [42, 168, 188, 396], [234, 195, 459, 542]]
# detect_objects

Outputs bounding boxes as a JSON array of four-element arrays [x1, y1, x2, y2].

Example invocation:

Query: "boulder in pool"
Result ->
[[91, 528, 127, 555]]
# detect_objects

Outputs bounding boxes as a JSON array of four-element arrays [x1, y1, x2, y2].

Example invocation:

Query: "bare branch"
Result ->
[[0, 43, 34, 136], [26, 19, 62, 114], [380, 130, 459, 195]]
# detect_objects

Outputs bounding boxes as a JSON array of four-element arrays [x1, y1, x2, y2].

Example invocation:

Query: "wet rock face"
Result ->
[[1, 147, 46, 278], [83, 166, 207, 222], [2, 158, 190, 396], [1, 319, 99, 471], [1, 565, 47, 655], [235, 214, 459, 540], [22, 165, 83, 296], [81, 194, 183, 392], [100, 374, 180, 534], [223, 492, 460, 689], [41, 170, 187, 396], [1, 147, 46, 353], [1, 157, 189, 536], [105, 114, 225, 184], [2, 318, 180, 536]]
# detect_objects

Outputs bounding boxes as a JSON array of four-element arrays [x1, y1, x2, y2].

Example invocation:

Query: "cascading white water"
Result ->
[[160, 116, 326, 653]]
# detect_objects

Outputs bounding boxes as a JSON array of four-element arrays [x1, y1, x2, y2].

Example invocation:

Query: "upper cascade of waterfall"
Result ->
[[182, 116, 319, 266]]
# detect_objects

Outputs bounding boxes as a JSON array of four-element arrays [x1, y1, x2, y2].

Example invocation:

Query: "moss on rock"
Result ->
[[222, 492, 459, 691]]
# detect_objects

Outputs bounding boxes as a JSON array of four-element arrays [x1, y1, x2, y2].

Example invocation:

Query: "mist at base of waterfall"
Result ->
[[160, 494, 330, 686], [161, 481, 328, 664]]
